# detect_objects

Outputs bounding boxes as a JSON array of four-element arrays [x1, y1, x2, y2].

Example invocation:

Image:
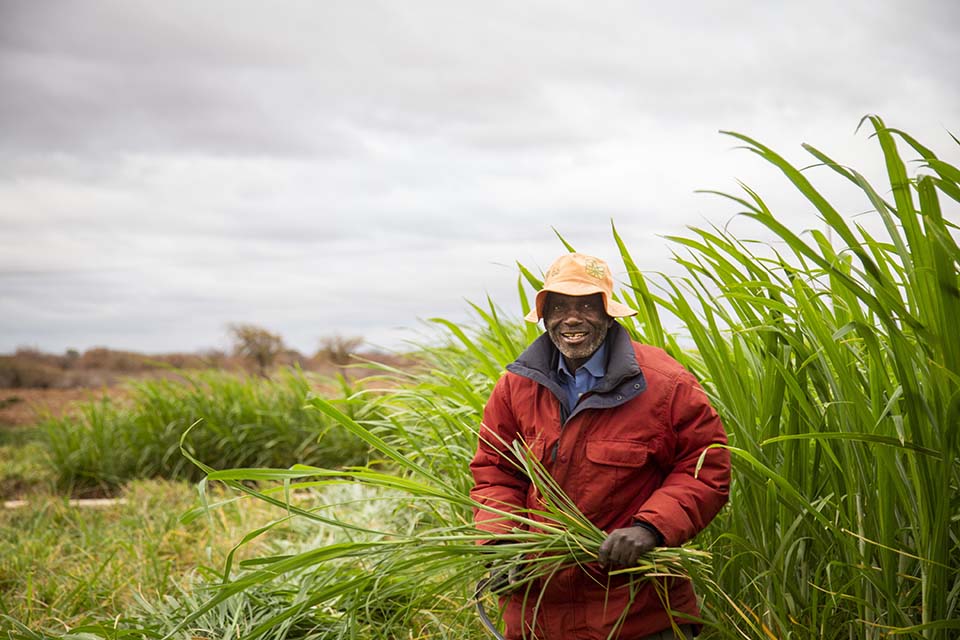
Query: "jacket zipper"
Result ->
[[551, 399, 570, 463]]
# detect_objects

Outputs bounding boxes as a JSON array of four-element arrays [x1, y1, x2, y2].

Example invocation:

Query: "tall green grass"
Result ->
[[608, 116, 959, 638], [41, 369, 375, 495]]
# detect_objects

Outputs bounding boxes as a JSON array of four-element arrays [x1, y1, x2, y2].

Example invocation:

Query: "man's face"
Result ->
[[543, 292, 614, 370]]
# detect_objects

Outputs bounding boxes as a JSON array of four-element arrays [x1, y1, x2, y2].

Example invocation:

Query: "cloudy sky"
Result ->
[[1, 1, 958, 355]]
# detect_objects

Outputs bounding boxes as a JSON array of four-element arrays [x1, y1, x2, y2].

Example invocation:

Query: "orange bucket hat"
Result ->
[[524, 253, 638, 323]]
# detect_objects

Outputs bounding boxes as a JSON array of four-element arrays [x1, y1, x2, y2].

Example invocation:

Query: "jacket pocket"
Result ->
[[584, 440, 649, 467], [579, 440, 653, 525]]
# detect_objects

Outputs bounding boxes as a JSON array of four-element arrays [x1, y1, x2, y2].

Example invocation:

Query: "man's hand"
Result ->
[[481, 541, 526, 594], [487, 561, 524, 594], [598, 525, 658, 568]]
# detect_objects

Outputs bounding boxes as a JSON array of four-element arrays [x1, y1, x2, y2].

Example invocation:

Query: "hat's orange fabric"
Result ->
[[525, 253, 637, 322]]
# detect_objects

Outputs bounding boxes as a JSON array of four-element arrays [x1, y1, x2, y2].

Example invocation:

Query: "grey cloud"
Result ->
[[4, 0, 957, 165], [1, 3, 348, 157], [0, 56, 337, 157], [1, 0, 958, 354]]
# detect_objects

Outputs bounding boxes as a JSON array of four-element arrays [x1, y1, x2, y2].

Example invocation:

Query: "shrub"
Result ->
[[0, 356, 63, 388]]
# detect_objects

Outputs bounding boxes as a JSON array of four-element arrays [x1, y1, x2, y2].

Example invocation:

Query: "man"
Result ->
[[470, 253, 730, 639]]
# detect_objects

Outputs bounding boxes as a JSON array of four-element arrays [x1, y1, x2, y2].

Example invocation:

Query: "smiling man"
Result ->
[[470, 253, 730, 639]]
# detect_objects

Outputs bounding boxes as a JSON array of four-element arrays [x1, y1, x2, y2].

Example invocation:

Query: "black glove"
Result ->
[[598, 524, 659, 568], [486, 560, 524, 594]]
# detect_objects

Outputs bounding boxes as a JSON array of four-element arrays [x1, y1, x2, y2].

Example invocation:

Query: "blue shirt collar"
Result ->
[[557, 341, 607, 379]]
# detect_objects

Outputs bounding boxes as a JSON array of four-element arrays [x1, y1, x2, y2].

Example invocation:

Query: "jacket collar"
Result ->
[[506, 322, 646, 420]]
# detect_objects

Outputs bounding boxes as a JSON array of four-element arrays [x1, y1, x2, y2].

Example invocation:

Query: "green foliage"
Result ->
[[0, 440, 50, 499], [609, 116, 959, 638], [40, 369, 375, 495]]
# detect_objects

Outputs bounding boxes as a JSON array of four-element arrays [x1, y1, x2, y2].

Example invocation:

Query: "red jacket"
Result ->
[[470, 323, 730, 639]]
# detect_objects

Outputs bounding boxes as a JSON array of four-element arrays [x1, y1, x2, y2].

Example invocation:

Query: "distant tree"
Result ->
[[316, 335, 364, 369], [64, 349, 80, 368], [228, 323, 285, 377]]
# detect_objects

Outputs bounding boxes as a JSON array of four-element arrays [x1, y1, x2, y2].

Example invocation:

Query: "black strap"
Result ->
[[474, 577, 509, 640]]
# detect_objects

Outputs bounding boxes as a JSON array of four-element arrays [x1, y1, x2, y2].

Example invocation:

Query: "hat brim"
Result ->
[[524, 288, 638, 323]]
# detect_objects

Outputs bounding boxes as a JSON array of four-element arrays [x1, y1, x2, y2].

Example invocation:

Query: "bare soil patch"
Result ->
[[0, 387, 120, 428]]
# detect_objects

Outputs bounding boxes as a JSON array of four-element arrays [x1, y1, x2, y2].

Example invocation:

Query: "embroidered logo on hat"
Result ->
[[584, 258, 605, 280]]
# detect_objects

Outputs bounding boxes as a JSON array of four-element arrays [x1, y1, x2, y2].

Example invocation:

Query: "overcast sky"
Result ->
[[1, 1, 958, 355]]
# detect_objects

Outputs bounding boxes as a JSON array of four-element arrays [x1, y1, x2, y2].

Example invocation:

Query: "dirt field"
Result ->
[[0, 387, 118, 427]]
